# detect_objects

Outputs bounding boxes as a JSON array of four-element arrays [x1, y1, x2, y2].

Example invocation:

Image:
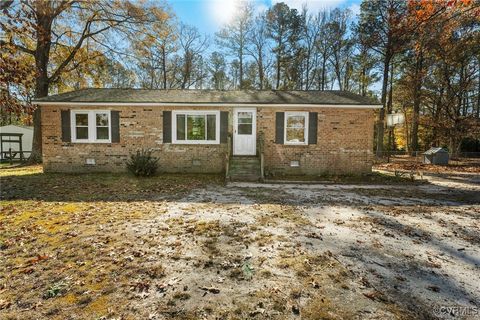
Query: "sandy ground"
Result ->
[[1, 168, 479, 319], [116, 176, 479, 319]]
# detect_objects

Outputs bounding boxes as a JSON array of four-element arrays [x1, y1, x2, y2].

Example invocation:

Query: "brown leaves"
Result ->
[[26, 254, 49, 266], [199, 286, 220, 294], [0, 299, 11, 310], [130, 281, 150, 293], [362, 290, 387, 302]]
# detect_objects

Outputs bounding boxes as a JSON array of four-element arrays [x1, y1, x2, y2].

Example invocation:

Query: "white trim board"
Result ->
[[33, 101, 382, 109]]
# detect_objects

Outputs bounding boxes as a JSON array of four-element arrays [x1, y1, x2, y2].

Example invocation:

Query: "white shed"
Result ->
[[0, 125, 33, 160]]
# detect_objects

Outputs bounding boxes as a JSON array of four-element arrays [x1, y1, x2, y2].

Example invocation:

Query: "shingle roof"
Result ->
[[34, 88, 380, 106], [423, 147, 448, 155]]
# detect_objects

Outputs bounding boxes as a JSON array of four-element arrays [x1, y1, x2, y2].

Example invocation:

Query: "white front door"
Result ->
[[233, 108, 256, 155]]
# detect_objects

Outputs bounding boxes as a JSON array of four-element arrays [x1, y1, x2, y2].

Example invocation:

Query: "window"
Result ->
[[237, 111, 253, 134], [71, 110, 111, 143], [284, 112, 308, 145], [172, 111, 220, 144]]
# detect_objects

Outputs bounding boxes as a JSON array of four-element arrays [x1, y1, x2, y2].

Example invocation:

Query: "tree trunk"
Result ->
[[321, 57, 326, 91], [30, 4, 54, 164], [376, 51, 391, 157], [386, 62, 394, 154], [275, 52, 281, 89], [239, 47, 243, 89], [410, 51, 423, 153], [402, 103, 410, 152], [361, 65, 366, 96], [258, 55, 264, 90], [162, 45, 167, 90], [477, 57, 480, 117]]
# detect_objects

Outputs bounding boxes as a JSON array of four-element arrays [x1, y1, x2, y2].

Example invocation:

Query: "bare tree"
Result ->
[[328, 8, 353, 91], [314, 11, 333, 91], [177, 24, 209, 89], [246, 13, 270, 90], [215, 2, 253, 89]]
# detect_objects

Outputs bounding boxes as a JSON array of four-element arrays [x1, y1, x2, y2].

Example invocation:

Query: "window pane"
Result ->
[[238, 123, 252, 135], [207, 115, 216, 140], [96, 127, 109, 140], [286, 128, 305, 143], [187, 115, 205, 140], [286, 115, 305, 128], [238, 112, 252, 124], [96, 113, 109, 126], [76, 127, 89, 140], [176, 115, 186, 140], [75, 114, 88, 126]]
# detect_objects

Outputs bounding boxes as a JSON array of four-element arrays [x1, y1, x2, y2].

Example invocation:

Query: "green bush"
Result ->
[[126, 149, 159, 177]]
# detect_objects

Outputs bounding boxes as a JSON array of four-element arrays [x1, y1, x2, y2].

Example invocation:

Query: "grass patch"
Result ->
[[0, 165, 223, 319], [0, 165, 223, 202]]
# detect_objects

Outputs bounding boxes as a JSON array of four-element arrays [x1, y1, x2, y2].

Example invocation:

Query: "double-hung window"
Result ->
[[284, 112, 309, 145], [172, 110, 220, 144], [71, 110, 111, 143]]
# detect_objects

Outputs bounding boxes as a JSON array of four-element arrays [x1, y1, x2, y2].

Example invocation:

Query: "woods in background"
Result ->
[[1, 0, 479, 161]]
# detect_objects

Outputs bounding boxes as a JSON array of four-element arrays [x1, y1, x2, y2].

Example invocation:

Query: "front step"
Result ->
[[228, 156, 262, 182]]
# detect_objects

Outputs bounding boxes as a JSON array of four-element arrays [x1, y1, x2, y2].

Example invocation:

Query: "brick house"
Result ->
[[34, 89, 381, 180]]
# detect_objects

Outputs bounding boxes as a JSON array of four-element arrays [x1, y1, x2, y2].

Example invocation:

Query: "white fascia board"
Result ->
[[33, 101, 383, 109]]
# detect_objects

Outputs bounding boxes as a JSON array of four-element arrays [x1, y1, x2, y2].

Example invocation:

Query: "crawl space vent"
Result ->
[[290, 160, 300, 167]]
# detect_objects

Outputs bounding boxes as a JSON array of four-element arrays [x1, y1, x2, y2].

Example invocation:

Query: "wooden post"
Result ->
[[9, 148, 12, 165], [19, 134, 24, 162]]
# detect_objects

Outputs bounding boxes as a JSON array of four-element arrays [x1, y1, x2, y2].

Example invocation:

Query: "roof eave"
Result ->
[[32, 101, 383, 109]]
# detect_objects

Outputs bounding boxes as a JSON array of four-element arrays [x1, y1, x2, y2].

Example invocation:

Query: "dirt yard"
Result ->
[[374, 156, 480, 174], [1, 166, 479, 320]]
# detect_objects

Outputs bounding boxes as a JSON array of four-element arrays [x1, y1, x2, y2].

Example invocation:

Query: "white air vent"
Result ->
[[290, 160, 300, 167]]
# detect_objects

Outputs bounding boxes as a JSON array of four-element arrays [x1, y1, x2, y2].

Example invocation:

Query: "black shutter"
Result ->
[[220, 111, 228, 143], [111, 111, 120, 143], [308, 112, 318, 144], [61, 110, 71, 142], [163, 111, 172, 143], [275, 112, 284, 144]]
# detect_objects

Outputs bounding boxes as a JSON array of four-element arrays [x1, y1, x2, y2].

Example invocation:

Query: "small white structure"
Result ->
[[0, 125, 33, 160], [387, 113, 405, 127]]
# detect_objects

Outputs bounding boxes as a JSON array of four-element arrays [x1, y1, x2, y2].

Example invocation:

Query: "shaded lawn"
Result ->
[[1, 166, 478, 320], [0, 166, 223, 319], [0, 165, 223, 202]]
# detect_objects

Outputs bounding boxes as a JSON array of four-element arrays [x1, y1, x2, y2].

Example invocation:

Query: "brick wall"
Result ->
[[257, 108, 374, 175], [41, 105, 374, 174], [41, 105, 229, 173]]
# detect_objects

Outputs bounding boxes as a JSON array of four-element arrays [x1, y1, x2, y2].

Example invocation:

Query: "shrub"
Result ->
[[126, 149, 159, 177]]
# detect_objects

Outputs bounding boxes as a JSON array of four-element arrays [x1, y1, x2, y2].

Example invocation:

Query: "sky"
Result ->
[[169, 0, 362, 36]]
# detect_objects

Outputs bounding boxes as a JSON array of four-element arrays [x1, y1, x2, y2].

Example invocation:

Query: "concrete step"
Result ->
[[230, 159, 260, 165], [229, 174, 262, 182], [230, 166, 260, 171], [228, 156, 262, 182]]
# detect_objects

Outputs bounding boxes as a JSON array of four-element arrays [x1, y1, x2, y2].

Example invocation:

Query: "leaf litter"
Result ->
[[0, 165, 479, 319]]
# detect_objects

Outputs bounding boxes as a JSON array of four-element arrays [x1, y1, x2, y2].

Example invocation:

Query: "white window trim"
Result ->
[[284, 111, 309, 145], [172, 110, 220, 145], [71, 110, 112, 143]]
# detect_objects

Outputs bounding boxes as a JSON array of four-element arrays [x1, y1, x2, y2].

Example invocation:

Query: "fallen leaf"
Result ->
[[0, 299, 11, 310], [199, 286, 220, 294]]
